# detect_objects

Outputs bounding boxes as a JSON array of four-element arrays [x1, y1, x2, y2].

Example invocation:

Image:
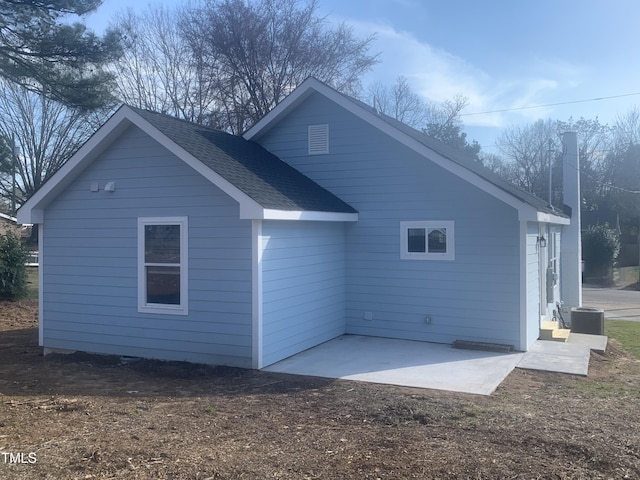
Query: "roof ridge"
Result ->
[[125, 105, 235, 137]]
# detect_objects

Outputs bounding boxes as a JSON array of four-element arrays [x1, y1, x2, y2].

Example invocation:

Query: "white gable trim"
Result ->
[[17, 106, 354, 224], [17, 111, 131, 224], [245, 78, 569, 226], [262, 209, 357, 221], [17, 106, 265, 224]]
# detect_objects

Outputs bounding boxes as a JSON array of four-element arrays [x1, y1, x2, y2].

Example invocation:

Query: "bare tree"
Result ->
[[424, 94, 469, 128], [423, 94, 481, 161], [492, 117, 614, 208], [109, 6, 217, 124], [0, 80, 105, 210], [367, 76, 429, 128], [557, 117, 614, 211], [365, 79, 481, 160], [494, 119, 558, 200], [180, 0, 379, 133], [614, 106, 640, 147], [601, 110, 640, 226]]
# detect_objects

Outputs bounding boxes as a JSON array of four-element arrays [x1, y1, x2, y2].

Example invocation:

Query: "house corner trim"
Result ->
[[38, 224, 44, 347], [519, 220, 527, 351], [252, 219, 264, 369]]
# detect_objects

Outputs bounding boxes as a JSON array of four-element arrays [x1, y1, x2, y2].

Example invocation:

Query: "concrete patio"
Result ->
[[263, 333, 607, 395]]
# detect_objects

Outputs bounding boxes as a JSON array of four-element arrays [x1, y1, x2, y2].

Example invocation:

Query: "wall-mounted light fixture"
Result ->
[[537, 235, 547, 248]]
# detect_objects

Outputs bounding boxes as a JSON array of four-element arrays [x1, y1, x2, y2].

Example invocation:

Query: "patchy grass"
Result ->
[[576, 380, 640, 399], [605, 320, 640, 359], [25, 267, 38, 300], [2, 302, 640, 479], [615, 266, 640, 288]]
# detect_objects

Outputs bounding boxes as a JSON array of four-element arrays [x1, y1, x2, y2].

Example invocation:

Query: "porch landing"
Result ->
[[263, 333, 607, 396]]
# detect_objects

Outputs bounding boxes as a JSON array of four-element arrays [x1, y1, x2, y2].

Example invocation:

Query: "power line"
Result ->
[[563, 158, 640, 194], [582, 173, 640, 195], [461, 92, 640, 117]]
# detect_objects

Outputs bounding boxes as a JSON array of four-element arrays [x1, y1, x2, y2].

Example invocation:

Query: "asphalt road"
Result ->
[[582, 286, 640, 321]]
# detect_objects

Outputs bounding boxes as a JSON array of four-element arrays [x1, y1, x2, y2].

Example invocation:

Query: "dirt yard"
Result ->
[[1, 300, 639, 479]]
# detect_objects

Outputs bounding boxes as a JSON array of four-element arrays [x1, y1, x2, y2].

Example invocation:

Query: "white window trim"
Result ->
[[138, 216, 189, 315], [400, 220, 455, 260]]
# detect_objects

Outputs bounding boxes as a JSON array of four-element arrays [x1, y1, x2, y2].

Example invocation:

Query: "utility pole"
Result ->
[[548, 138, 553, 207], [11, 133, 17, 216]]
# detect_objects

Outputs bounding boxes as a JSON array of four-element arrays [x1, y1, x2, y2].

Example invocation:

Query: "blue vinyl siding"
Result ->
[[258, 93, 522, 348], [42, 125, 253, 367], [261, 221, 345, 366]]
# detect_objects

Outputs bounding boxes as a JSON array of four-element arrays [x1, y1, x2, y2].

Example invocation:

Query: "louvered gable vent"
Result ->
[[308, 124, 329, 155]]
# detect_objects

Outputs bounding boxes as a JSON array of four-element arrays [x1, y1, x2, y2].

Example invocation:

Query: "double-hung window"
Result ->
[[138, 217, 188, 315], [400, 221, 455, 260]]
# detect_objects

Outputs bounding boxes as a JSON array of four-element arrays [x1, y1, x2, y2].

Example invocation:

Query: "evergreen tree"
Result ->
[[0, 0, 122, 109]]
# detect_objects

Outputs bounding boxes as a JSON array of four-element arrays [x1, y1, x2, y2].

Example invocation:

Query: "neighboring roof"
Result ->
[[0, 213, 18, 223], [0, 212, 17, 223], [18, 106, 357, 224], [246, 77, 569, 225], [0, 213, 17, 236]]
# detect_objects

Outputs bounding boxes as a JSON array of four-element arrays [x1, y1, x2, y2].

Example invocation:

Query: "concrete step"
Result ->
[[540, 320, 571, 342], [550, 328, 571, 342]]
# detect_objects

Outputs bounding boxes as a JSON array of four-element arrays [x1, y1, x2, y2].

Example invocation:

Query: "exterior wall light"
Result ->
[[538, 235, 547, 248]]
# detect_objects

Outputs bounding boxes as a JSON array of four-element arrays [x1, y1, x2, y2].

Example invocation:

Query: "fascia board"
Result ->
[[261, 210, 358, 221], [536, 211, 571, 225], [516, 207, 570, 225]]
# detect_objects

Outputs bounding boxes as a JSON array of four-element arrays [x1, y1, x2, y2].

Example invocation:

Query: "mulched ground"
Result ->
[[1, 300, 639, 479]]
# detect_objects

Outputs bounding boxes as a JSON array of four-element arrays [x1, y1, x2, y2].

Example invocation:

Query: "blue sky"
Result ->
[[84, 0, 640, 154]]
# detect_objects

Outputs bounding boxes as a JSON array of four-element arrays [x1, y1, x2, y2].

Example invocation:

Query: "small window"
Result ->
[[400, 221, 455, 260], [308, 124, 329, 155], [138, 217, 188, 315]]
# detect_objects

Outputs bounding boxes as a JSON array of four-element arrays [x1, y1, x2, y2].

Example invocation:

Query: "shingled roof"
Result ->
[[130, 107, 356, 214]]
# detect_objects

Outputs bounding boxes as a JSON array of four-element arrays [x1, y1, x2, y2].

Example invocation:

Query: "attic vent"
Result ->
[[308, 124, 329, 155]]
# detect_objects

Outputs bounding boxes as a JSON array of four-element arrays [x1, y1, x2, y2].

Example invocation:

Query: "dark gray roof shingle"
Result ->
[[130, 106, 357, 214]]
